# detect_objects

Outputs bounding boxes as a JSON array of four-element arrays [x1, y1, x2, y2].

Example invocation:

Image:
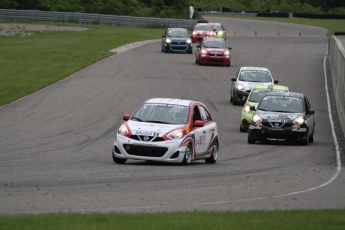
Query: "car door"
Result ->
[[161, 29, 167, 49], [303, 96, 315, 134], [192, 105, 207, 156], [195, 105, 217, 158]]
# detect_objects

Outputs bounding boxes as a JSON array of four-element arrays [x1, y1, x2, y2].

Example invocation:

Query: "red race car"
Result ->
[[195, 37, 232, 67], [191, 23, 216, 43]]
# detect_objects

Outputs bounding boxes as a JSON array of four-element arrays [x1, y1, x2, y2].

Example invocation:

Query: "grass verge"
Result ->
[[1, 210, 345, 230], [0, 22, 163, 106]]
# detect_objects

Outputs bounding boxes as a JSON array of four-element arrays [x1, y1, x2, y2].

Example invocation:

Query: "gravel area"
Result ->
[[0, 23, 89, 36]]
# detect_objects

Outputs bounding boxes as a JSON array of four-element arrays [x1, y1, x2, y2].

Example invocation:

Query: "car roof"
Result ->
[[252, 84, 289, 91], [264, 91, 304, 98], [240, 66, 270, 72], [167, 28, 187, 31], [203, 37, 226, 42], [144, 98, 194, 106]]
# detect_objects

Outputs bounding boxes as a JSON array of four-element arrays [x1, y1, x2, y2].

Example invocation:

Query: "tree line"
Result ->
[[0, 0, 344, 19]]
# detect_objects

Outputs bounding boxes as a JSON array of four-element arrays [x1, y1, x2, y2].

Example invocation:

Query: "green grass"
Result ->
[[0, 210, 345, 230], [0, 22, 163, 106]]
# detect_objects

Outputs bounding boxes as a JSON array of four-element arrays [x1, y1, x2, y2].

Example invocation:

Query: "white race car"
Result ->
[[112, 98, 219, 165]]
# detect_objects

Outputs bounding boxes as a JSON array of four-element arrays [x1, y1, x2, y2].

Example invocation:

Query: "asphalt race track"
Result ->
[[1, 16, 344, 213]]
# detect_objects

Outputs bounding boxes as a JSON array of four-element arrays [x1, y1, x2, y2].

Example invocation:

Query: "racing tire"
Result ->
[[198, 60, 202, 66], [232, 98, 237, 105], [195, 59, 198, 64], [181, 143, 192, 165], [112, 150, 127, 164], [240, 125, 247, 132], [309, 132, 314, 143], [163, 47, 168, 53], [226, 61, 231, 67], [205, 142, 218, 164], [248, 134, 256, 144], [301, 133, 309, 145], [188, 49, 193, 54]]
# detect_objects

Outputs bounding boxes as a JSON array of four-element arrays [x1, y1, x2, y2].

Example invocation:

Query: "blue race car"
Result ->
[[161, 28, 193, 54]]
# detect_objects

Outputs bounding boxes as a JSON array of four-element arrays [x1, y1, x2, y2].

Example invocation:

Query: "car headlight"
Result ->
[[186, 39, 192, 44], [165, 38, 172, 44], [167, 129, 184, 139], [224, 50, 230, 55], [252, 114, 262, 123], [236, 83, 244, 91], [118, 124, 128, 136], [293, 116, 304, 125], [218, 31, 223, 35], [244, 105, 251, 113], [201, 49, 207, 54]]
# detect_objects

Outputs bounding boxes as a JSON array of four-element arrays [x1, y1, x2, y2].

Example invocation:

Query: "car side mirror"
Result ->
[[231, 77, 236, 81], [190, 35, 193, 39], [228, 47, 232, 50], [308, 109, 315, 114], [274, 80, 279, 83], [194, 120, 204, 127], [162, 35, 165, 38], [250, 106, 256, 111], [123, 114, 130, 121]]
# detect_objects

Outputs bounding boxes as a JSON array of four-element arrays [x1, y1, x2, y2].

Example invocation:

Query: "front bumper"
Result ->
[[113, 134, 188, 163], [248, 125, 307, 143], [199, 54, 230, 66], [165, 43, 192, 53]]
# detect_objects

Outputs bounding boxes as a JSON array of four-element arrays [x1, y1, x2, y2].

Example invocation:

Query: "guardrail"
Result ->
[[0, 9, 198, 29], [328, 36, 345, 137]]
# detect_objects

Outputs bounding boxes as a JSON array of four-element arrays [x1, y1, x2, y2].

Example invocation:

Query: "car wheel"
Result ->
[[182, 143, 192, 165], [248, 134, 256, 144], [112, 150, 127, 164], [163, 47, 168, 53], [240, 125, 247, 132], [205, 142, 218, 164], [198, 60, 202, 65], [161, 46, 163, 52], [301, 134, 309, 145], [232, 97, 237, 105], [195, 59, 198, 64], [188, 49, 193, 54], [309, 134, 314, 143]]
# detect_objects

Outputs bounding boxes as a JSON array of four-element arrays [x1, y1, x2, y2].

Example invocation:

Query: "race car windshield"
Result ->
[[132, 103, 190, 125], [258, 97, 303, 113], [248, 90, 268, 102], [203, 40, 226, 48], [239, 71, 272, 82], [195, 25, 212, 30], [167, 30, 189, 38]]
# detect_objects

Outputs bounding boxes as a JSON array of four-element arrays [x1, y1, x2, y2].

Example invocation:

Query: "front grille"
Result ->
[[123, 144, 168, 157], [172, 40, 186, 44], [170, 45, 189, 51], [129, 135, 165, 142], [262, 122, 292, 128], [207, 58, 225, 63], [209, 53, 223, 57]]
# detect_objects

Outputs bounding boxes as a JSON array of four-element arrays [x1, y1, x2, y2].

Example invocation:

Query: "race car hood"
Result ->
[[170, 37, 189, 42], [256, 110, 303, 121], [195, 30, 212, 35], [238, 81, 273, 91], [204, 48, 226, 53], [127, 120, 184, 136]]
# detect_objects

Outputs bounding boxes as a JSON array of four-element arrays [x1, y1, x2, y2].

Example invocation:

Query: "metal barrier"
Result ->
[[0, 9, 198, 29]]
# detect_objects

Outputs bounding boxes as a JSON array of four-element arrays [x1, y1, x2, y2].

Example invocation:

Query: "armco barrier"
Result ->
[[329, 36, 345, 137], [0, 9, 198, 29]]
